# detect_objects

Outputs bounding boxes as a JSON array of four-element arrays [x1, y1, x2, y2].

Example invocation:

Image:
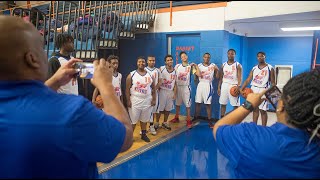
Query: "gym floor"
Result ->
[[97, 112, 277, 178]]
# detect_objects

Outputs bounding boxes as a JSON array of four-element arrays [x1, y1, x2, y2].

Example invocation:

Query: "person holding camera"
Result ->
[[0, 16, 133, 178], [213, 70, 320, 178]]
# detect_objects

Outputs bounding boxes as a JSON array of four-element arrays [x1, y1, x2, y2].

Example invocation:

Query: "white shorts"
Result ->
[[176, 85, 191, 108], [158, 89, 175, 112], [219, 83, 240, 106], [129, 95, 153, 124], [195, 82, 214, 104], [251, 85, 269, 111], [151, 90, 160, 114]]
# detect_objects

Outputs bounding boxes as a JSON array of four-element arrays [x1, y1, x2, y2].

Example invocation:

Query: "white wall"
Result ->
[[150, 7, 226, 33], [225, 1, 320, 21]]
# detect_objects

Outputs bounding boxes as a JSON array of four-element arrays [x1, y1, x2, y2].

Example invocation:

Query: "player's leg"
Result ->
[[219, 83, 229, 118], [140, 106, 153, 142], [170, 86, 182, 123]]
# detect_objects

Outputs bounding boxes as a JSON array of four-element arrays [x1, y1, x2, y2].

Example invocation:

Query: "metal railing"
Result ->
[[11, 1, 157, 60]]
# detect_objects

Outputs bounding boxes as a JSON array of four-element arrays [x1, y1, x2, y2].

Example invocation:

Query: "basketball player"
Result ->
[[145, 55, 160, 135], [194, 53, 219, 127], [126, 57, 156, 142], [218, 49, 243, 118], [92, 55, 123, 107], [170, 51, 200, 128], [240, 52, 275, 126], [155, 55, 177, 131], [48, 34, 78, 95]]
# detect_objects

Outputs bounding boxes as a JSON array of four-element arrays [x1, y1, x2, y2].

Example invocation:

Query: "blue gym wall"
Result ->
[[119, 30, 313, 117], [311, 30, 320, 70], [119, 30, 227, 119]]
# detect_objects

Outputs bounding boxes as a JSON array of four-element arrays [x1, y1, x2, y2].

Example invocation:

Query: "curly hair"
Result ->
[[55, 33, 74, 49], [282, 70, 320, 141]]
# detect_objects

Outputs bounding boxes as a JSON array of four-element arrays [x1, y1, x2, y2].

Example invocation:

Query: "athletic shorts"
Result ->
[[195, 82, 214, 104], [219, 82, 240, 106]]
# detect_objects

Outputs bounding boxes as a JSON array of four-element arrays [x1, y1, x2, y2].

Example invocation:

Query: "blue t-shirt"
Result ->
[[0, 80, 126, 178], [216, 122, 320, 178]]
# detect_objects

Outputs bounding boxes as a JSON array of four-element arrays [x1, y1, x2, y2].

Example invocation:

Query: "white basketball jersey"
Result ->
[[175, 63, 191, 86], [56, 56, 78, 95], [222, 61, 241, 85], [130, 70, 153, 98], [251, 64, 273, 88], [145, 67, 160, 86], [112, 72, 122, 98], [159, 66, 176, 91], [198, 63, 216, 83]]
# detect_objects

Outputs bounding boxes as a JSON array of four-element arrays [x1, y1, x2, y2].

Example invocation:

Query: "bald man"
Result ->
[[0, 16, 133, 178]]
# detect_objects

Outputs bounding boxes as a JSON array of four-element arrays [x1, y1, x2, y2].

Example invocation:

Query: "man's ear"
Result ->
[[24, 51, 40, 69]]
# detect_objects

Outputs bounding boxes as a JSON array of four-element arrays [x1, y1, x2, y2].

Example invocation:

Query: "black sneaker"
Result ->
[[162, 123, 172, 131], [141, 133, 150, 142]]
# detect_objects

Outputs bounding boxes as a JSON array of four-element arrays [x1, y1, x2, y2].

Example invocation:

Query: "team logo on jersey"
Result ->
[[161, 79, 173, 89], [201, 71, 212, 80], [253, 70, 268, 85], [178, 72, 189, 81], [224, 70, 235, 80], [134, 81, 148, 94]]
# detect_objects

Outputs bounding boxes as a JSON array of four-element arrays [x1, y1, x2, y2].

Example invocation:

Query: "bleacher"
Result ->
[[10, 1, 157, 60]]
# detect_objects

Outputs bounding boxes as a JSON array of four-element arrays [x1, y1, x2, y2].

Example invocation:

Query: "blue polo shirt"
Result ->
[[216, 122, 320, 178], [0, 80, 126, 178]]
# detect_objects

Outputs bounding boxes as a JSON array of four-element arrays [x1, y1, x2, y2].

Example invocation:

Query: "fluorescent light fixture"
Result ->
[[281, 26, 320, 31]]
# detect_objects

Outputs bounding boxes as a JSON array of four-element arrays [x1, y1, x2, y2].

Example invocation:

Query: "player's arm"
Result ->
[[240, 70, 253, 92], [156, 69, 162, 90], [92, 87, 99, 104], [151, 80, 156, 106], [217, 64, 224, 95], [119, 75, 124, 104], [236, 64, 243, 93], [125, 74, 132, 108], [214, 65, 219, 79], [270, 68, 276, 87], [194, 64, 201, 77], [173, 82, 177, 100]]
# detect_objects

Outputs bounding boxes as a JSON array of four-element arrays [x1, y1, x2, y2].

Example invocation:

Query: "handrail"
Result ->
[[42, 1, 138, 17]]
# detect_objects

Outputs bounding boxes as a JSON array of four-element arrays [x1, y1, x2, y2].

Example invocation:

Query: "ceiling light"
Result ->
[[281, 26, 320, 31]]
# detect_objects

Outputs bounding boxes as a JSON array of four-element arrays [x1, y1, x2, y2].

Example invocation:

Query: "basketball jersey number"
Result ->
[[145, 77, 151, 83], [170, 74, 175, 80], [261, 70, 267, 76]]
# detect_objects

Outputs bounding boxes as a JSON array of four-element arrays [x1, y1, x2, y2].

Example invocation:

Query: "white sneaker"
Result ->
[[149, 125, 157, 135]]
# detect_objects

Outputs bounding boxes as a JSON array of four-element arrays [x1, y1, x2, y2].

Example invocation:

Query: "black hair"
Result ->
[[147, 55, 155, 58], [203, 52, 211, 56], [107, 55, 119, 62], [180, 51, 187, 57], [55, 33, 74, 49], [137, 56, 145, 61], [227, 49, 236, 54], [282, 70, 320, 136], [257, 51, 266, 56], [164, 55, 173, 61]]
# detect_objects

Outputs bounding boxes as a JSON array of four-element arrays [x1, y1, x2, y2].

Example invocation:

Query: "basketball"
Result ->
[[242, 87, 253, 99], [95, 95, 103, 108], [230, 86, 240, 97]]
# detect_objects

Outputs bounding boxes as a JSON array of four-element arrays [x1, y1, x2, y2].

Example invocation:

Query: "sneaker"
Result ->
[[170, 117, 180, 123], [186, 120, 192, 129], [141, 133, 150, 142], [149, 125, 157, 135], [154, 123, 160, 131], [162, 122, 172, 131]]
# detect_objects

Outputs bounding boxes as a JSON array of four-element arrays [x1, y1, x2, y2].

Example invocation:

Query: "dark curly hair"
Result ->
[[55, 33, 74, 49], [282, 70, 320, 141]]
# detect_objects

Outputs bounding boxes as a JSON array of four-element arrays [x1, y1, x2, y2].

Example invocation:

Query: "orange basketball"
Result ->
[[230, 86, 240, 97], [242, 87, 253, 99], [95, 95, 103, 108]]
